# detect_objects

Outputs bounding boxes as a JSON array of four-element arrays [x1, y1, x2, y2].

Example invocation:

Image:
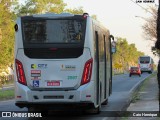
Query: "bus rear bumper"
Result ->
[[140, 68, 152, 72], [15, 81, 95, 108], [15, 101, 94, 110]]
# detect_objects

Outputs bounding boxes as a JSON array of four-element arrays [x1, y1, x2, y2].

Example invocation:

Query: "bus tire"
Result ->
[[149, 71, 152, 74], [28, 106, 46, 112], [85, 83, 101, 114], [85, 107, 100, 114], [101, 99, 108, 105], [28, 107, 37, 112]]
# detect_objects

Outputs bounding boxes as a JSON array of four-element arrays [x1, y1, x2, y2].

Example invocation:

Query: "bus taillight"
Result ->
[[15, 59, 27, 86], [81, 58, 93, 85]]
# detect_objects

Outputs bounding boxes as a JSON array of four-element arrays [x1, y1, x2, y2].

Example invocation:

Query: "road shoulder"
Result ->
[[126, 74, 159, 119]]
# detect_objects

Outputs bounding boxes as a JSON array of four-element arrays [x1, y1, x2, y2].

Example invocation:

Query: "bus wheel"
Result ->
[[84, 107, 100, 114], [28, 107, 37, 112], [85, 82, 101, 114], [149, 71, 152, 74], [28, 107, 45, 112]]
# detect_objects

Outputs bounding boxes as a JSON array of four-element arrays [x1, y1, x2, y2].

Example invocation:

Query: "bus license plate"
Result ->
[[47, 81, 61, 86]]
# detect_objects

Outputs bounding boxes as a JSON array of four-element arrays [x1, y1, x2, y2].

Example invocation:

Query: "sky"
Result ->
[[63, 0, 159, 64]]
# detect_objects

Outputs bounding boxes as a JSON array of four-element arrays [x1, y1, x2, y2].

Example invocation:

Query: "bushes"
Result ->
[[0, 75, 14, 88]]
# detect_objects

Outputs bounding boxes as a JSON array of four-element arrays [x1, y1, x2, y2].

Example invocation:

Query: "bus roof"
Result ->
[[20, 13, 90, 19], [32, 12, 74, 18], [139, 56, 151, 58]]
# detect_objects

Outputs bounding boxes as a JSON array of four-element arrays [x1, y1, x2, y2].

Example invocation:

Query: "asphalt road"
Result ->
[[0, 72, 151, 120], [112, 72, 150, 92]]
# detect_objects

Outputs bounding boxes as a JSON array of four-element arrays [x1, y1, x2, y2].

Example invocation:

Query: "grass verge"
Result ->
[[0, 89, 14, 101], [131, 72, 157, 103]]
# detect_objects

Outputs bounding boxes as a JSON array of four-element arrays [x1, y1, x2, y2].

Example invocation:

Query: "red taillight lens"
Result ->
[[15, 59, 27, 86], [81, 58, 93, 85]]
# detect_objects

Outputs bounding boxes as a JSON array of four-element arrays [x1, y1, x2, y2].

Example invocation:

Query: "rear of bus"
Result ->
[[14, 13, 96, 110], [138, 56, 153, 74]]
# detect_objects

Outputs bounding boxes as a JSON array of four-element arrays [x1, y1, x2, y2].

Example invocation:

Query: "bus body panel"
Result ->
[[91, 22, 111, 105], [15, 18, 24, 53]]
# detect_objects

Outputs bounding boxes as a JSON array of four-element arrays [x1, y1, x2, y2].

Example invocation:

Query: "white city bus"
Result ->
[[138, 56, 154, 74], [14, 13, 115, 113]]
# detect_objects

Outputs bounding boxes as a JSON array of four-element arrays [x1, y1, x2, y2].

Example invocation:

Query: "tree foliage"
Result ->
[[0, 0, 15, 71], [142, 6, 157, 42], [140, 6, 160, 56], [0, 0, 86, 72], [65, 6, 84, 14], [15, 0, 67, 16], [112, 38, 144, 72], [15, 0, 88, 16], [15, 1, 97, 19]]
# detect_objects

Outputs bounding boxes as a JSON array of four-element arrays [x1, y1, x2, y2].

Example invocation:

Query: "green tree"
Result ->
[[16, 0, 67, 16], [0, 0, 15, 71], [65, 6, 84, 14], [65, 6, 97, 20], [113, 37, 144, 72], [16, 0, 97, 19]]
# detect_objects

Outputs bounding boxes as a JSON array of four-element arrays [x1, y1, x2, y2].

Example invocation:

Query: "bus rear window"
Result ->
[[22, 19, 85, 44], [21, 17, 86, 59], [140, 57, 150, 64]]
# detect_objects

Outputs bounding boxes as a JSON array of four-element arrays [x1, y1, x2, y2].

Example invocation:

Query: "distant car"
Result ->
[[129, 67, 141, 77]]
